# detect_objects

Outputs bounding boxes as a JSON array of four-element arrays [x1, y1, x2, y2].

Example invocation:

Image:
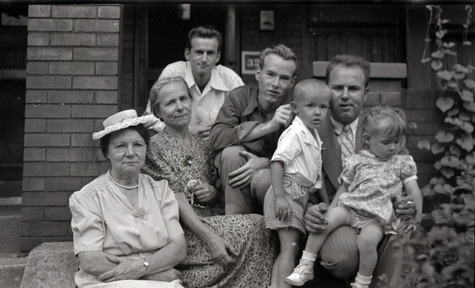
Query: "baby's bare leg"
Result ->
[[357, 222, 384, 277], [304, 206, 352, 254]]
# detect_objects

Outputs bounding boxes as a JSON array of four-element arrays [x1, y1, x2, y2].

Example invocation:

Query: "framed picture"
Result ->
[[260, 10, 274, 31], [241, 51, 260, 75]]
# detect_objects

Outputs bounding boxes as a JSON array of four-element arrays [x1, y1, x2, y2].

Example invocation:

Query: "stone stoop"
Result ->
[[20, 242, 77, 288], [0, 205, 25, 288], [0, 213, 21, 255], [0, 257, 27, 288]]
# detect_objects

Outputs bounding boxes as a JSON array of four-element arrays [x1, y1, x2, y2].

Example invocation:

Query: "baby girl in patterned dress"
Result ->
[[286, 106, 423, 288]]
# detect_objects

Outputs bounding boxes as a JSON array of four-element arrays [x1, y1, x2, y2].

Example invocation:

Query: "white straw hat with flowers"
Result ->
[[92, 109, 154, 140]]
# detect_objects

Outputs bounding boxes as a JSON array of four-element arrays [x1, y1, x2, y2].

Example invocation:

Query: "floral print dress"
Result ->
[[142, 130, 277, 288]]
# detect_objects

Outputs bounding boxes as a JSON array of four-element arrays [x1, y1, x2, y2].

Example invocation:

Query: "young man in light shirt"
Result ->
[[146, 25, 244, 138]]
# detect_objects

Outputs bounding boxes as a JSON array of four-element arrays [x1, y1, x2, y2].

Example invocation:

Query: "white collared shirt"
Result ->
[[146, 61, 244, 135], [331, 116, 359, 140], [271, 116, 323, 188]]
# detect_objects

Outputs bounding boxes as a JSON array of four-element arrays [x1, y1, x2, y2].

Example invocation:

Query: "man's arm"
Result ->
[[208, 87, 251, 152], [329, 182, 348, 208], [209, 89, 292, 153], [240, 104, 292, 142]]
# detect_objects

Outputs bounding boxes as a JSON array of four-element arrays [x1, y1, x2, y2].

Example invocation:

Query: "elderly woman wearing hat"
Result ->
[[69, 110, 186, 288], [142, 76, 277, 287]]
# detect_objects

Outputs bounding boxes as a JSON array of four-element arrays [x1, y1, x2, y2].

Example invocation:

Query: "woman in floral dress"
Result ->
[[142, 76, 277, 288]]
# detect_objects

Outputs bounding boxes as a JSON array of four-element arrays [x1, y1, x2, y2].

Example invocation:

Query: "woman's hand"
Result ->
[[98, 255, 146, 282], [207, 234, 238, 266], [193, 183, 216, 203], [275, 196, 291, 221], [304, 202, 329, 233]]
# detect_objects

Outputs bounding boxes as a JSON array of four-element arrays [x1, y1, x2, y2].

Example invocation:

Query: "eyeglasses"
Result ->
[[112, 142, 146, 153]]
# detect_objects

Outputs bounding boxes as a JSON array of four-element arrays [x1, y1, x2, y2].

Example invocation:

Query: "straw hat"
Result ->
[[92, 109, 154, 140]]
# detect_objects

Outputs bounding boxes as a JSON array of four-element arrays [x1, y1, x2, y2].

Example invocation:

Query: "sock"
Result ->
[[301, 250, 317, 262], [352, 272, 372, 287]]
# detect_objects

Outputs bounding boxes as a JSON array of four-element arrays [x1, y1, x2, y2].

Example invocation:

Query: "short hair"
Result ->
[[326, 54, 371, 87], [293, 79, 330, 102], [149, 76, 191, 117], [99, 124, 150, 158], [362, 106, 407, 140], [186, 25, 223, 52], [259, 44, 300, 76]]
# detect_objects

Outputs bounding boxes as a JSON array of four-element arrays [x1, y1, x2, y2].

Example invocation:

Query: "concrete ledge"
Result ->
[[0, 214, 21, 254], [313, 61, 407, 79], [0, 257, 27, 288], [20, 242, 77, 288]]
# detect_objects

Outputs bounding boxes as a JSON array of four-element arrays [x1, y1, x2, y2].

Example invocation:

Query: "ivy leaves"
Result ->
[[397, 5, 475, 288]]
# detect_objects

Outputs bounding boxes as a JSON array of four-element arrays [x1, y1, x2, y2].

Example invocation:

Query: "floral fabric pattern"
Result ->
[[143, 130, 277, 287], [339, 150, 418, 224], [143, 130, 216, 211]]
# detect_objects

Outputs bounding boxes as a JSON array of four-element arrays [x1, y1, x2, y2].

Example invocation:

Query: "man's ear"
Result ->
[[255, 66, 261, 82], [364, 86, 369, 102], [290, 76, 297, 88], [184, 48, 190, 61], [216, 51, 221, 63]]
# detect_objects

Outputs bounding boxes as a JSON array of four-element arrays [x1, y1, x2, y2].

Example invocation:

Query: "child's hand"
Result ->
[[275, 196, 291, 221]]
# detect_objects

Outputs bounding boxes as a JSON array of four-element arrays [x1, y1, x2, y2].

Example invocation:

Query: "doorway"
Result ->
[[123, 3, 230, 113]]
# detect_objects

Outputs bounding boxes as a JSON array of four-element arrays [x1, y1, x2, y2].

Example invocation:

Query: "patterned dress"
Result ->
[[339, 150, 418, 227], [142, 130, 277, 288]]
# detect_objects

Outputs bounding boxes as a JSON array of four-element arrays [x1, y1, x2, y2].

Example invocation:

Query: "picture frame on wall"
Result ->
[[260, 10, 274, 31], [241, 51, 261, 74]]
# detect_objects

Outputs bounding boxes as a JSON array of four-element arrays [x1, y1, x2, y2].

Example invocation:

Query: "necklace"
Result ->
[[109, 174, 138, 190]]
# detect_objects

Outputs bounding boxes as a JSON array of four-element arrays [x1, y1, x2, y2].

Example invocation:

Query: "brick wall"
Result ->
[[21, 4, 121, 251], [239, 4, 307, 84]]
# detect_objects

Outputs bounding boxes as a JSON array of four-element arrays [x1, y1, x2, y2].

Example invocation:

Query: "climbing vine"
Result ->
[[381, 5, 474, 288]]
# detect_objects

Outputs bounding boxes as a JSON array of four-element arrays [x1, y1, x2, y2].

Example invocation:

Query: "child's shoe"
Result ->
[[350, 282, 369, 288], [284, 260, 314, 286]]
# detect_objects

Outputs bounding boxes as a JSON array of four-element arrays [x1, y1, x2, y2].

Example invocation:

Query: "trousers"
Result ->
[[215, 145, 271, 215]]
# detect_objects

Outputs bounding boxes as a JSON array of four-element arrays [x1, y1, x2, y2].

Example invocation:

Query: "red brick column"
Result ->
[[22, 4, 121, 251]]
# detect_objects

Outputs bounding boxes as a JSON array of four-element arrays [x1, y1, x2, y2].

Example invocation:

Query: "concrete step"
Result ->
[[0, 256, 27, 288], [0, 206, 21, 255]]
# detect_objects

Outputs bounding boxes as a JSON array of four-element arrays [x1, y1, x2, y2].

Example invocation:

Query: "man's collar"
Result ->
[[207, 69, 228, 91], [331, 116, 359, 135], [184, 62, 227, 91]]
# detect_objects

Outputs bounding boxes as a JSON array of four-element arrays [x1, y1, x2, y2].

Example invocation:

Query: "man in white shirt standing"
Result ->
[[146, 25, 244, 138]]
